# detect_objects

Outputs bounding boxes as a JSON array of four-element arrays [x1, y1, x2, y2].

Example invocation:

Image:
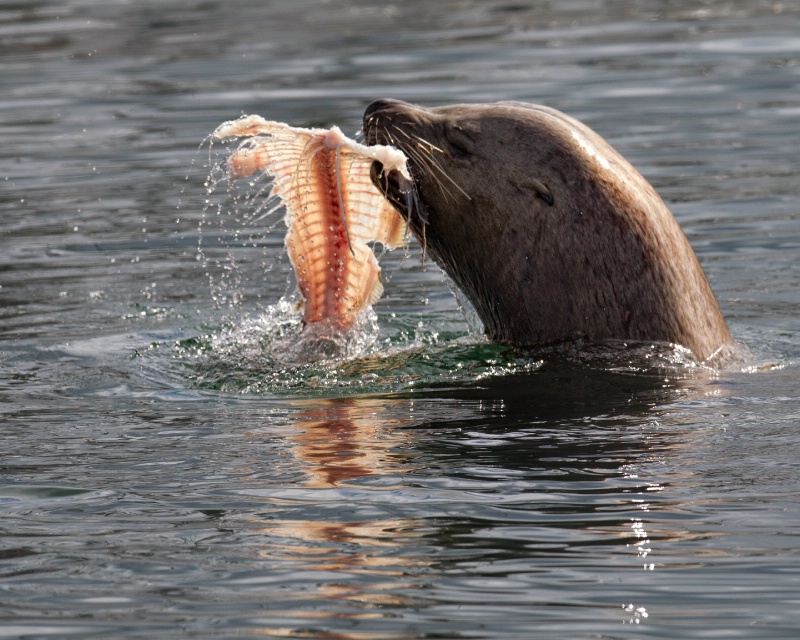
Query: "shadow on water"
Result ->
[[211, 354, 711, 635], [299, 351, 712, 489], [401, 359, 682, 427], [253, 357, 694, 504]]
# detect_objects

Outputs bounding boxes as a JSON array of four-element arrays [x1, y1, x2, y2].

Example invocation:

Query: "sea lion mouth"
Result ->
[[368, 160, 410, 210], [363, 99, 430, 230], [369, 159, 430, 232]]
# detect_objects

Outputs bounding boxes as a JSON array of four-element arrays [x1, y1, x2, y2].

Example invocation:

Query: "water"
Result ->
[[2, 1, 800, 637]]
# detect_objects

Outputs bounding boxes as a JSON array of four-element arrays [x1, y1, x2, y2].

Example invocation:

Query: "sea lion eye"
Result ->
[[444, 125, 475, 157]]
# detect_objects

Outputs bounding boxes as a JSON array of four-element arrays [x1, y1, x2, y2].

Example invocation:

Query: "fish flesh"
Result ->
[[213, 115, 410, 331]]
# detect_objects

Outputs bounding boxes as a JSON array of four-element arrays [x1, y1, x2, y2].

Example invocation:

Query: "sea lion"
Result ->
[[363, 99, 733, 363]]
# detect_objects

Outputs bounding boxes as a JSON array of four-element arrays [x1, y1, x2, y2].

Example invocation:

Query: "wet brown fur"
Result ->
[[363, 99, 733, 363]]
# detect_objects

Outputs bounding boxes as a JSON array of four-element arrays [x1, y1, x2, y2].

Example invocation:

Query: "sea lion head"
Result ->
[[364, 99, 556, 254], [362, 99, 732, 362]]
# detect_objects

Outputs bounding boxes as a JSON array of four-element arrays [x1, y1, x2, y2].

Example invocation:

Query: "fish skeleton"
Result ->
[[213, 115, 410, 331]]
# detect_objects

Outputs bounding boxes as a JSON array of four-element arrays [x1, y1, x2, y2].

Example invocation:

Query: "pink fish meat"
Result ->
[[214, 115, 410, 331]]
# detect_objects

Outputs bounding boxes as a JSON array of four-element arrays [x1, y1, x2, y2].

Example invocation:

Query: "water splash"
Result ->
[[194, 137, 288, 312], [128, 294, 538, 397]]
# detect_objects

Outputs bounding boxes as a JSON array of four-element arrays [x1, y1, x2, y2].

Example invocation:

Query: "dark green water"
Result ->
[[2, 1, 800, 638]]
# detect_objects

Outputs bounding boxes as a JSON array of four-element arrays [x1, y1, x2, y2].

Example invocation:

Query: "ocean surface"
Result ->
[[2, 1, 799, 638]]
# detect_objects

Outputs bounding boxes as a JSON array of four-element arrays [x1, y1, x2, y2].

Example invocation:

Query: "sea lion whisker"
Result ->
[[364, 126, 429, 238], [371, 123, 458, 205], [363, 115, 384, 144], [365, 122, 444, 202], [409, 134, 445, 155], [388, 125, 412, 141], [381, 118, 395, 145], [394, 128, 470, 201], [406, 151, 456, 204], [405, 142, 468, 203]]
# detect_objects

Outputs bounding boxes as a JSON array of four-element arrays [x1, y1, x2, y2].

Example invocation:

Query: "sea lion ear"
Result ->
[[515, 177, 554, 206]]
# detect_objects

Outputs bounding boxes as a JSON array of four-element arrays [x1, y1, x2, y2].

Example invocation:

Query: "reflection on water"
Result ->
[[273, 397, 415, 487], [2, 0, 800, 638], [210, 371, 731, 636]]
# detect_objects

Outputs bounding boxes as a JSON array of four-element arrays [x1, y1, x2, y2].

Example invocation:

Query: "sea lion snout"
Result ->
[[364, 99, 437, 229], [363, 99, 434, 152], [364, 98, 412, 123]]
